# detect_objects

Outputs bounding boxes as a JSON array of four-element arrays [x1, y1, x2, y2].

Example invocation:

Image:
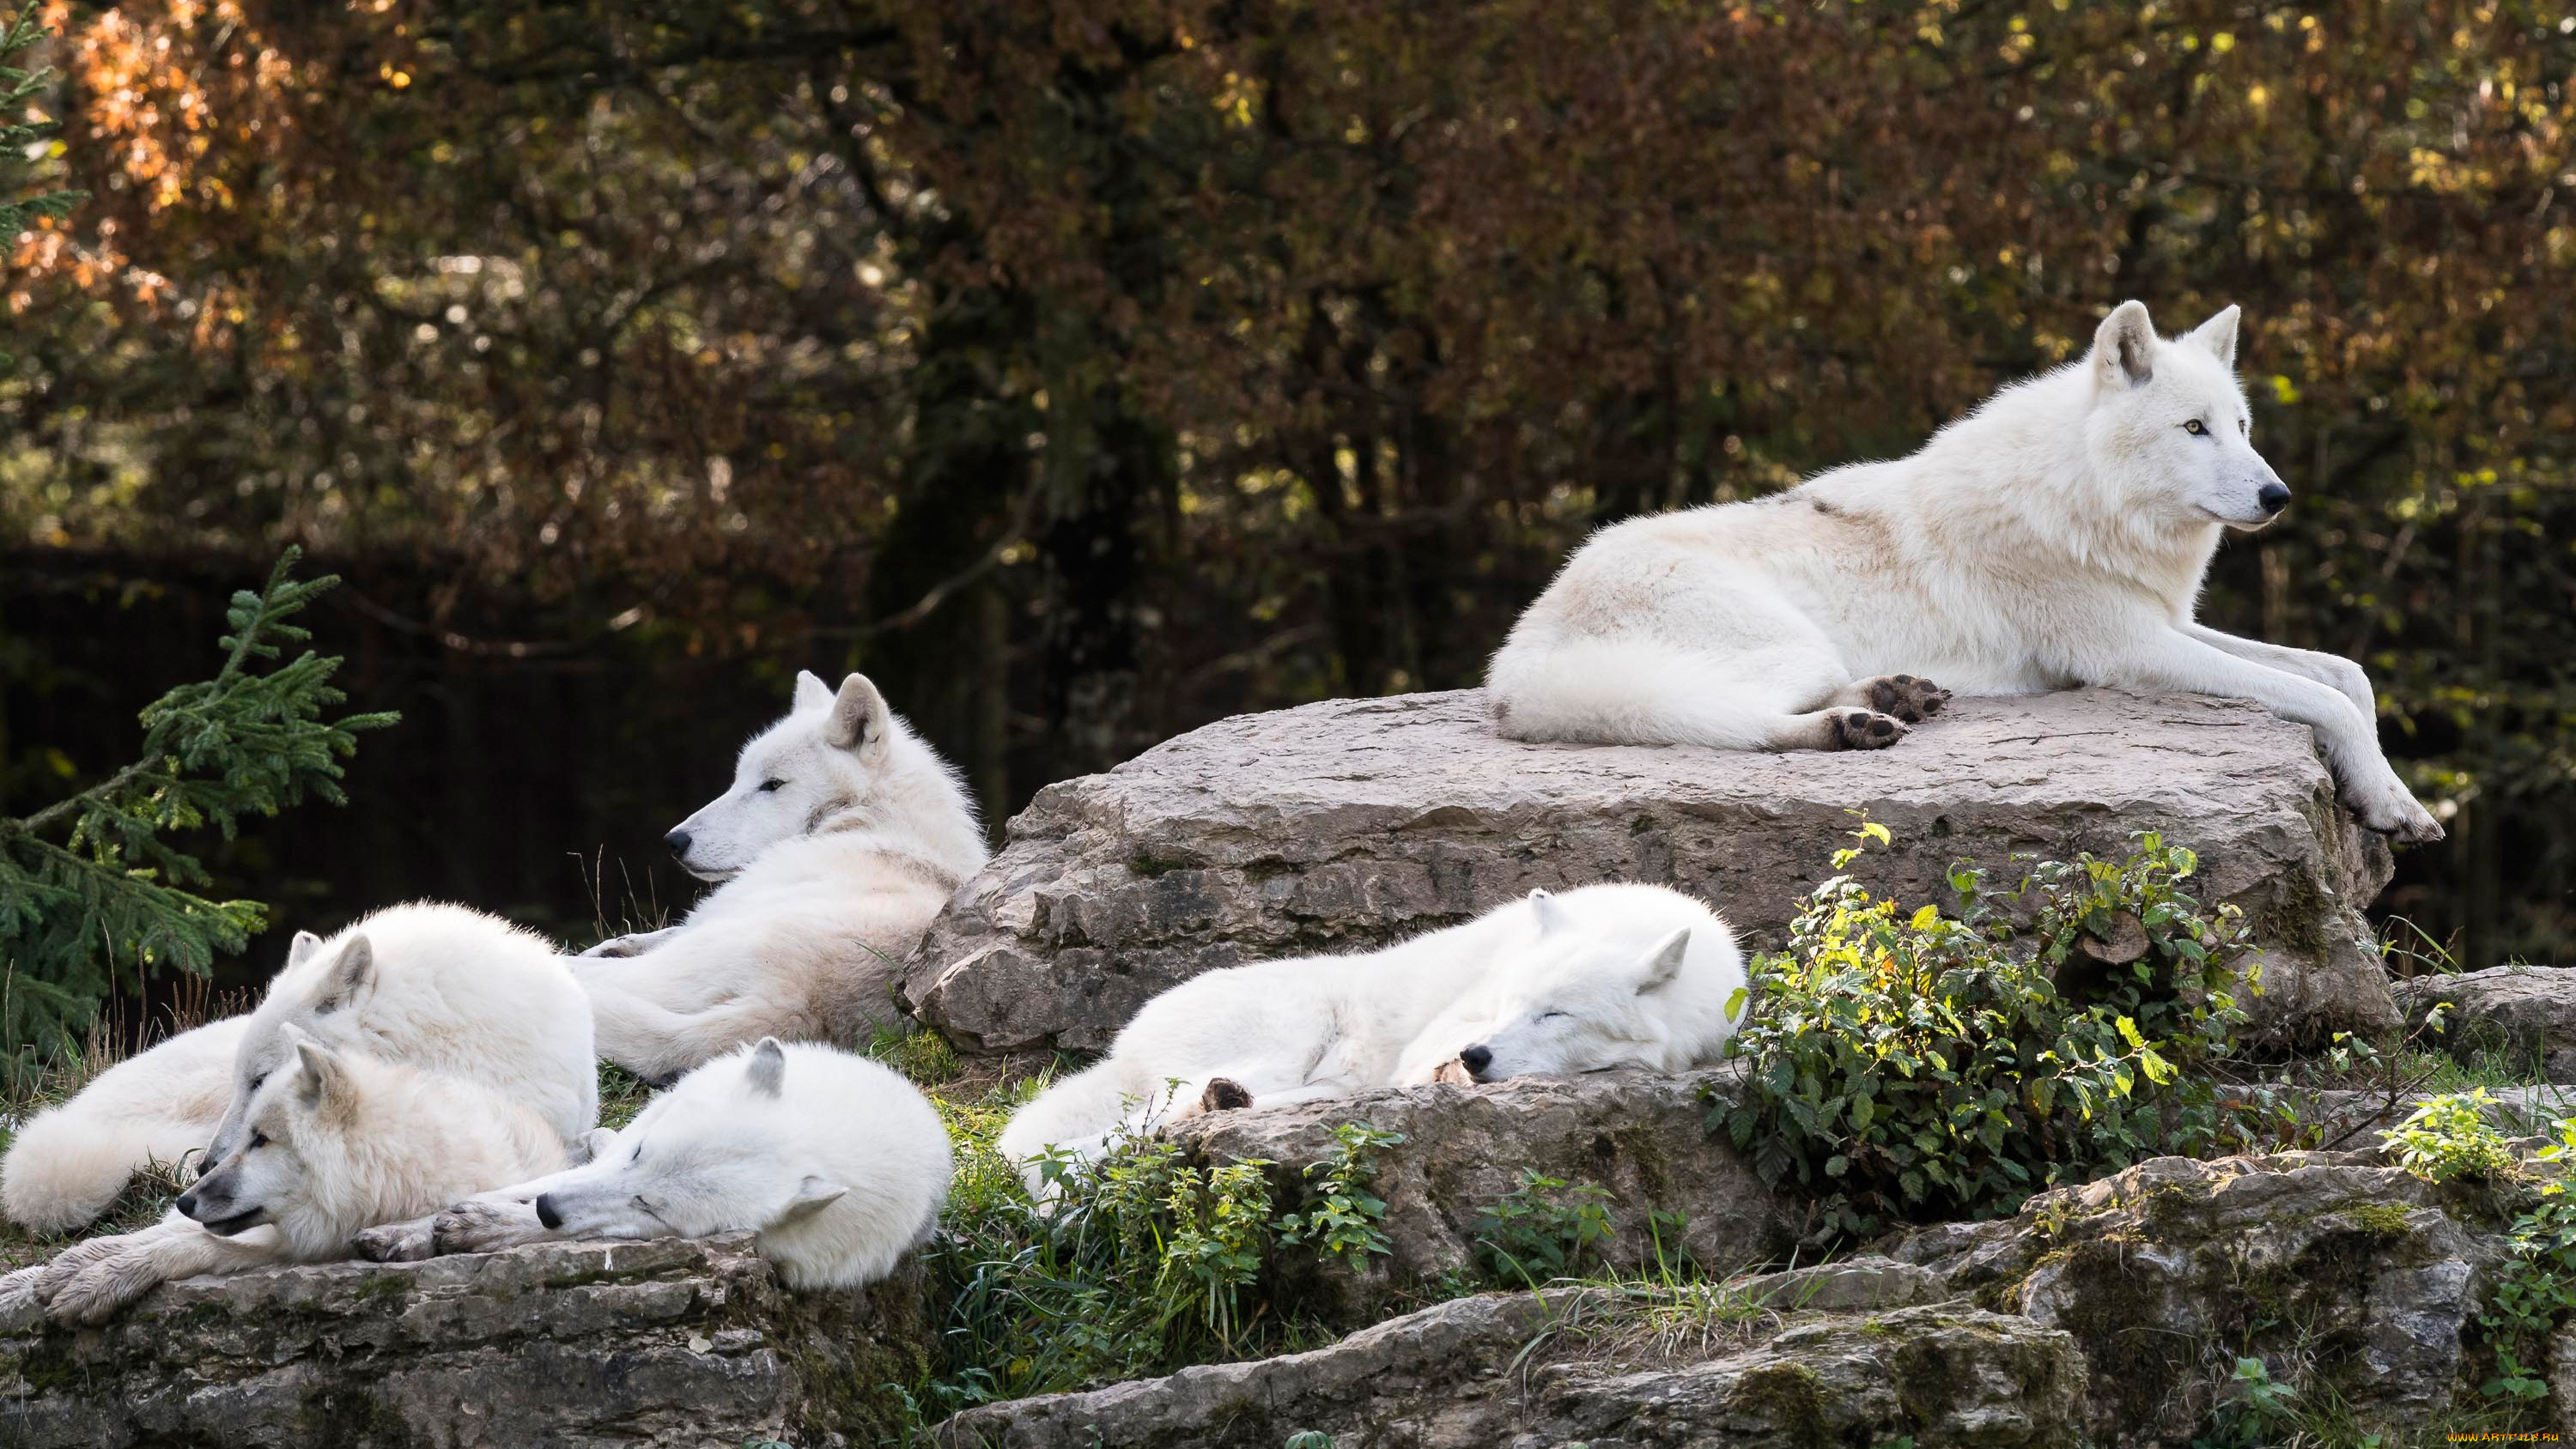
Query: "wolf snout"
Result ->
[[174, 1190, 202, 1219], [1458, 1045, 1494, 1079], [2256, 482, 2291, 516], [534, 1193, 564, 1230], [663, 828, 692, 860]]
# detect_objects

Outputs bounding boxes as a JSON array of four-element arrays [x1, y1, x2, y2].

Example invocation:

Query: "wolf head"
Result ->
[[2082, 300, 2290, 531], [528, 1038, 848, 1241], [205, 927, 366, 1167], [1449, 891, 1746, 1083], [665, 670, 924, 882], [179, 1027, 379, 1258]]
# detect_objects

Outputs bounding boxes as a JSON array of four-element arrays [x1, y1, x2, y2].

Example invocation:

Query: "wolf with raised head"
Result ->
[[368, 1038, 951, 1290], [995, 883, 1746, 1183], [573, 671, 988, 1082], [0, 1029, 562, 1325], [1485, 300, 2441, 842]]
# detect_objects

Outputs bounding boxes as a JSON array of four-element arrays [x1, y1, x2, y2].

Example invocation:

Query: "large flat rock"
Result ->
[[0, 1235, 932, 1448], [904, 688, 2397, 1055], [2393, 964, 2576, 1081]]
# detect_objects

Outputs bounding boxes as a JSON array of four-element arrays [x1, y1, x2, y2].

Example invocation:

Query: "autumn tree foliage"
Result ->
[[4, 1, 2572, 963]]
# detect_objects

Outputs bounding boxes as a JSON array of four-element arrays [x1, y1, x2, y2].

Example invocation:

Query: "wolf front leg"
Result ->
[[2111, 629, 2442, 842], [580, 925, 689, 960], [575, 977, 763, 1082], [47, 1216, 277, 1325], [2181, 622, 2378, 720]]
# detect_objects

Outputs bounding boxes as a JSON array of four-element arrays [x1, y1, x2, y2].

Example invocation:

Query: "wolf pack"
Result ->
[[0, 303, 2444, 1328]]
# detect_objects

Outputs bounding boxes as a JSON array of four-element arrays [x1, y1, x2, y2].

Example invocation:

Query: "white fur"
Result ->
[[410, 1039, 951, 1290], [205, 903, 597, 1166], [574, 670, 988, 1081], [0, 1016, 248, 1234], [996, 883, 1747, 1184], [0, 1032, 562, 1325], [1486, 300, 2441, 842]]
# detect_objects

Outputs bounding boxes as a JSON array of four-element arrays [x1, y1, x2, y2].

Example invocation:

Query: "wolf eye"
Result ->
[[248, 1131, 270, 1150], [2182, 418, 2208, 436], [630, 1144, 644, 1163], [247, 1072, 268, 1093], [756, 779, 786, 793], [1537, 1011, 1569, 1022]]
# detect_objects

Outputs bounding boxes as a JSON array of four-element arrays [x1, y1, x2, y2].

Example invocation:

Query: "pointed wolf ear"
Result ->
[[793, 670, 835, 712], [309, 936, 375, 1016], [2089, 300, 2157, 391], [825, 673, 894, 766], [744, 1037, 787, 1099], [287, 931, 323, 968], [1528, 889, 1563, 937], [2186, 304, 2240, 367], [775, 1175, 848, 1226], [1635, 928, 1691, 994], [294, 1037, 352, 1113]]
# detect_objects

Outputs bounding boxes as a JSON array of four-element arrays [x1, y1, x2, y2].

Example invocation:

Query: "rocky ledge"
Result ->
[[0, 1234, 931, 1449], [2394, 963, 2576, 1082], [904, 687, 2397, 1055]]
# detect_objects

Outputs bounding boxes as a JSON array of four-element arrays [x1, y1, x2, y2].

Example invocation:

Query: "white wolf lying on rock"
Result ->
[[0, 902, 595, 1234], [574, 671, 988, 1082], [358, 1039, 951, 1290], [1485, 300, 2441, 842], [0, 1029, 562, 1325], [996, 882, 1746, 1185]]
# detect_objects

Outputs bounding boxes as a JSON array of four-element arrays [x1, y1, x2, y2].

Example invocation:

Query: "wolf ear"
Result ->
[[2185, 304, 2240, 367], [775, 1175, 848, 1225], [1635, 928, 1691, 994], [293, 1038, 353, 1114], [793, 669, 835, 712], [744, 1037, 787, 1099], [2089, 300, 2157, 392], [287, 931, 323, 969], [308, 936, 376, 1016], [825, 673, 894, 766], [1528, 889, 1563, 937]]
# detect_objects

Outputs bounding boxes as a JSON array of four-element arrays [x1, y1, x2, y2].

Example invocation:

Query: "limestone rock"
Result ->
[[0, 1234, 932, 1448], [1895, 1152, 2513, 1446], [933, 1288, 2086, 1449], [903, 688, 2396, 1057], [1162, 1067, 1798, 1322], [2394, 964, 2576, 1081]]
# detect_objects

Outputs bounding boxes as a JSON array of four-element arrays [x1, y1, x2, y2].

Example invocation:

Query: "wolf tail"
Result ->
[[1, 1099, 214, 1234], [1488, 634, 1846, 750]]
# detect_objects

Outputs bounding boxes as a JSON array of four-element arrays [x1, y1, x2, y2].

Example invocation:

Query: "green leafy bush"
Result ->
[[2474, 1114, 2576, 1404], [0, 551, 392, 1070], [1471, 1168, 1615, 1287], [1718, 828, 2253, 1237], [2380, 1090, 2517, 1185]]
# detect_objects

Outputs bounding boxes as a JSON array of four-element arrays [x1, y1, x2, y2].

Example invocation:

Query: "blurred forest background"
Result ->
[[3, 0, 2571, 987]]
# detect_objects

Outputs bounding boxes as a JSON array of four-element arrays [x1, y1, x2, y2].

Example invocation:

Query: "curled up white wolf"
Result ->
[[1485, 300, 2442, 842], [996, 882, 1747, 1187], [573, 670, 989, 1082]]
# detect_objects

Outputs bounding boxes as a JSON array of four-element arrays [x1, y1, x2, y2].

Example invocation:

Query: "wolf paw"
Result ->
[[2350, 788, 2445, 844], [433, 1199, 547, 1257], [1856, 674, 1953, 724], [351, 1219, 435, 1263], [1828, 708, 1909, 750], [1198, 1078, 1255, 1113]]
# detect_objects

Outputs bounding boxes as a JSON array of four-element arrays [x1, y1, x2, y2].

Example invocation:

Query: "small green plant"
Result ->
[[1282, 1434, 1336, 1449], [2379, 1090, 2517, 1184], [1471, 1169, 1614, 1286], [0, 551, 394, 1072], [2476, 1113, 2576, 1404], [1717, 828, 2253, 1236], [1273, 1123, 1401, 1270], [2192, 1357, 2300, 1449]]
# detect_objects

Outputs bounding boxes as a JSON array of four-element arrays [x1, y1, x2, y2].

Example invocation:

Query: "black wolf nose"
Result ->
[[663, 829, 691, 859], [175, 1191, 201, 1219], [2257, 482, 2291, 514], [535, 1193, 564, 1230], [1459, 1046, 1493, 1076]]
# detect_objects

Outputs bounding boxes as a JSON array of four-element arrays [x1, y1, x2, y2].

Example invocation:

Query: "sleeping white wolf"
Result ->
[[1485, 300, 2441, 842], [360, 1038, 951, 1291], [0, 1028, 562, 1325], [995, 882, 1747, 1184], [574, 671, 989, 1082], [0, 902, 596, 1234]]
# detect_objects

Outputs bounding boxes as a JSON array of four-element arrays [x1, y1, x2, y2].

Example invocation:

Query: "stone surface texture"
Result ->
[[0, 1234, 932, 1448], [1896, 1151, 2512, 1446], [933, 1288, 2087, 1449], [2393, 964, 2576, 1081], [1163, 1067, 1796, 1322], [903, 688, 2396, 1056]]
